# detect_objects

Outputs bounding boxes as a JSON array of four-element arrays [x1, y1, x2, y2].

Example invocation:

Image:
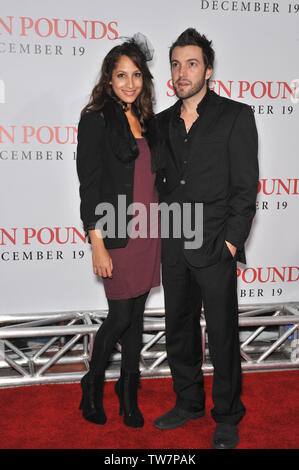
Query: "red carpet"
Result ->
[[0, 370, 298, 449]]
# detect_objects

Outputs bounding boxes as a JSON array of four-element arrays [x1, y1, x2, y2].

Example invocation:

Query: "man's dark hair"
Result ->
[[169, 28, 215, 70]]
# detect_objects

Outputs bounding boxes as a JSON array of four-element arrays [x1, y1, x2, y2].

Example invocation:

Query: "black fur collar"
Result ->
[[102, 99, 139, 164]]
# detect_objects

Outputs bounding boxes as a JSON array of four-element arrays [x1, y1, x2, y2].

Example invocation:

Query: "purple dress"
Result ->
[[103, 138, 161, 300]]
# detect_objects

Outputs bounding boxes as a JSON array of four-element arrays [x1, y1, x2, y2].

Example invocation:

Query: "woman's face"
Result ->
[[110, 55, 143, 105]]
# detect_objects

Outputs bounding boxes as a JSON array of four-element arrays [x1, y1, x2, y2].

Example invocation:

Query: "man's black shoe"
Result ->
[[212, 423, 239, 449], [153, 406, 205, 430]]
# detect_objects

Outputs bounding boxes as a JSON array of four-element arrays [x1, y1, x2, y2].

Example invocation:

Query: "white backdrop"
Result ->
[[1, 0, 298, 314]]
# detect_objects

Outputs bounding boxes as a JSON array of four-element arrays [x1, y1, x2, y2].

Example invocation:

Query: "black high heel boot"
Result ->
[[79, 372, 107, 425], [115, 369, 144, 428]]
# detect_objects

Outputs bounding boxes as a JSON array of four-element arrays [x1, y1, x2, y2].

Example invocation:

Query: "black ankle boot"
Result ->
[[79, 372, 107, 425], [115, 369, 144, 428]]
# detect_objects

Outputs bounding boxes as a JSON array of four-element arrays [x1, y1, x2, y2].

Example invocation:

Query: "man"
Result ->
[[154, 28, 259, 449]]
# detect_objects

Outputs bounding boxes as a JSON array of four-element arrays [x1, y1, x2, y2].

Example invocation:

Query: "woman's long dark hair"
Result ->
[[81, 41, 154, 130]]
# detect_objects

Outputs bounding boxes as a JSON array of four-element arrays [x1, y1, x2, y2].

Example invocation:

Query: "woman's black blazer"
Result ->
[[76, 100, 164, 249]]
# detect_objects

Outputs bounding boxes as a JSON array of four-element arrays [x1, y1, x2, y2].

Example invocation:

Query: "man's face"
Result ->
[[171, 45, 212, 100]]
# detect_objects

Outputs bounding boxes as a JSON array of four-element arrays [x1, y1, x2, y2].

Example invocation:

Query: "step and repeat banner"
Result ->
[[0, 0, 298, 314]]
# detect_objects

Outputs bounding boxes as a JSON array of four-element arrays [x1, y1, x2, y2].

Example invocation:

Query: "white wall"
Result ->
[[1, 0, 298, 314]]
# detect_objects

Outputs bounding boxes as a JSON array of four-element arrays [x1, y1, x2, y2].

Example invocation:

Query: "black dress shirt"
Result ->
[[171, 89, 210, 177]]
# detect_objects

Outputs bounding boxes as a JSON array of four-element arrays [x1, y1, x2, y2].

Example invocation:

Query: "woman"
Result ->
[[76, 34, 162, 428]]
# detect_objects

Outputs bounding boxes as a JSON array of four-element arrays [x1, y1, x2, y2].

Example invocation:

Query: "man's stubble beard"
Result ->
[[174, 73, 206, 100]]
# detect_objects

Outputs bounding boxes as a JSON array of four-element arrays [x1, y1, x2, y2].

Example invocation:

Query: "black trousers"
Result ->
[[162, 242, 245, 424]]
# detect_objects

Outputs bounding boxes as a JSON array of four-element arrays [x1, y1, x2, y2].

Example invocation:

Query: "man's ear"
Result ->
[[205, 66, 213, 81]]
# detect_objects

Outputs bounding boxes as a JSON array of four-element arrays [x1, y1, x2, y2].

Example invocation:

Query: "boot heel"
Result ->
[[115, 379, 123, 415], [79, 397, 83, 410]]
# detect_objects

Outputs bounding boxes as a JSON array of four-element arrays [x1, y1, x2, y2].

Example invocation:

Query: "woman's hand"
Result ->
[[88, 229, 113, 278], [92, 245, 113, 278]]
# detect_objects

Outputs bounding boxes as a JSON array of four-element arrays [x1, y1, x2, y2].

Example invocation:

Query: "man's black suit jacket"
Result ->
[[156, 90, 259, 267]]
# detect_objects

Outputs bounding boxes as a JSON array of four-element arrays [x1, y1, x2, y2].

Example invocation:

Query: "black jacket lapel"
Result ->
[[144, 116, 166, 173], [190, 90, 223, 143]]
